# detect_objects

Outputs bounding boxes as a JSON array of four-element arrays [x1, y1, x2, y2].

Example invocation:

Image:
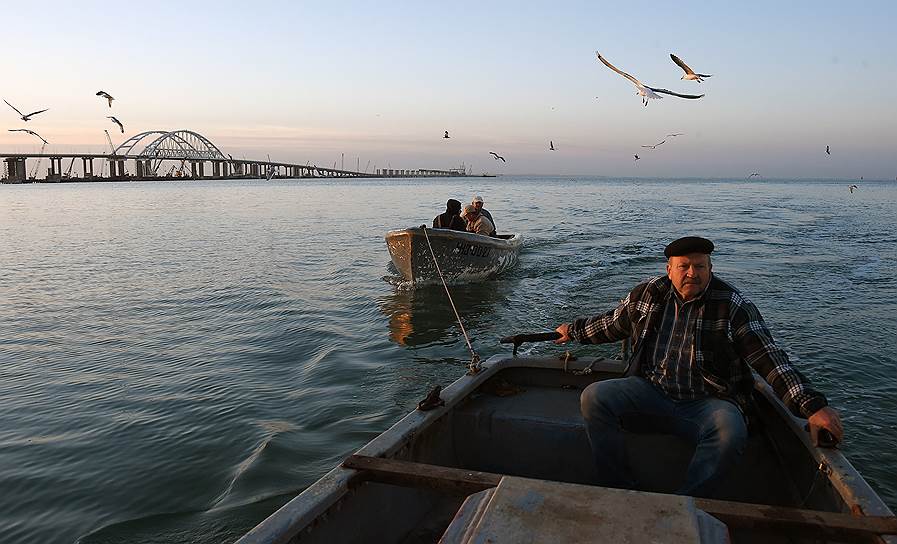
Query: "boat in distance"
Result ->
[[237, 351, 896, 543], [385, 226, 522, 283]]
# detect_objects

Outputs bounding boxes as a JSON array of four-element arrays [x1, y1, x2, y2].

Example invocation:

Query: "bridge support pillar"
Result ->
[[190, 162, 198, 178], [107, 159, 116, 178], [47, 157, 63, 181], [212, 161, 220, 178], [82, 157, 93, 177], [4, 158, 27, 182], [135, 160, 144, 178]]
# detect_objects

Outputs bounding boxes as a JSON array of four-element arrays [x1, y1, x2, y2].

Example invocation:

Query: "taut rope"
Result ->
[[420, 227, 481, 374]]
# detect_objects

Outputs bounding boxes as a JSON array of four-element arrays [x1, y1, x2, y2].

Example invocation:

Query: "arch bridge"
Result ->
[[2, 129, 470, 181]]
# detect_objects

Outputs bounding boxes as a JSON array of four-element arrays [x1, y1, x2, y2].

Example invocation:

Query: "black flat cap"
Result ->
[[664, 236, 714, 258]]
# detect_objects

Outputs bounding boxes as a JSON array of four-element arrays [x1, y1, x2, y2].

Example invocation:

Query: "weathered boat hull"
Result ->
[[238, 355, 895, 544], [386, 227, 522, 283]]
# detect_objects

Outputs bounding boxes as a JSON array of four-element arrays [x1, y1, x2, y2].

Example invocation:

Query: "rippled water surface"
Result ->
[[1, 177, 895, 543]]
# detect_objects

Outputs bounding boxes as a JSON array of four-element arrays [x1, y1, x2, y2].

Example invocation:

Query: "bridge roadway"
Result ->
[[0, 153, 468, 183]]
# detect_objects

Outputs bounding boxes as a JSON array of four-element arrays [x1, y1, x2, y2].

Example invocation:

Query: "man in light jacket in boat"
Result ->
[[553, 236, 843, 497], [461, 204, 496, 237], [471, 195, 495, 232]]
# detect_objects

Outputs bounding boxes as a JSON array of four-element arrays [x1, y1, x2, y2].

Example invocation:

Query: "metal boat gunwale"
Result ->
[[238, 355, 895, 544]]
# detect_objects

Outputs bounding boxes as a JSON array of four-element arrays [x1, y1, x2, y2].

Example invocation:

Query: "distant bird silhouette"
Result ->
[[748, 172, 760, 178], [667, 133, 684, 137], [641, 140, 666, 149], [489, 151, 506, 162], [443, 130, 450, 139], [549, 140, 556, 151], [107, 116, 124, 133], [8, 128, 48, 145], [848, 184, 858, 193], [826, 145, 831, 155], [634, 154, 641, 161], [596, 52, 704, 107], [670, 54, 712, 82], [4, 99, 48, 121], [96, 91, 114, 108]]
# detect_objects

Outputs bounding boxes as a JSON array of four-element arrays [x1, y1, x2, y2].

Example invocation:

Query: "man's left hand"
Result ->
[[808, 406, 844, 447]]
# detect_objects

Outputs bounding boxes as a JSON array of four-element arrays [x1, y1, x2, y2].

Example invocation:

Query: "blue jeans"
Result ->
[[580, 376, 747, 496]]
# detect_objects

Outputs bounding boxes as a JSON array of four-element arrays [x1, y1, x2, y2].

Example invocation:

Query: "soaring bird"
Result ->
[[748, 172, 760, 178], [667, 133, 684, 137], [4, 99, 49, 121], [670, 54, 712, 82], [549, 140, 556, 151], [96, 91, 114, 108], [641, 140, 666, 149], [489, 151, 506, 162], [595, 52, 704, 107], [443, 130, 450, 139], [826, 145, 831, 155], [848, 184, 858, 193], [8, 128, 48, 145], [108, 116, 124, 133], [634, 154, 641, 161]]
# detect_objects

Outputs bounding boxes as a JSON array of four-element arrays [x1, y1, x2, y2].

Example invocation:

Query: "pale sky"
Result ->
[[1, 0, 895, 178]]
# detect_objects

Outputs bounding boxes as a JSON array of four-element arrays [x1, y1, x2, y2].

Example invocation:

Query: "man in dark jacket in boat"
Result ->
[[553, 236, 843, 497], [433, 199, 467, 231]]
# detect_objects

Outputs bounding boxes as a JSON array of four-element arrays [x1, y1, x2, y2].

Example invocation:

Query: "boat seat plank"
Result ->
[[343, 455, 897, 541]]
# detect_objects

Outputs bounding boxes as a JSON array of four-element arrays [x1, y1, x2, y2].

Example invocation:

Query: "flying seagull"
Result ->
[[96, 91, 114, 108], [595, 52, 704, 107], [4, 99, 49, 121], [443, 130, 450, 139], [667, 133, 684, 137], [549, 140, 556, 151], [634, 154, 641, 161], [670, 54, 712, 82], [849, 184, 858, 193], [107, 116, 124, 133], [489, 151, 506, 163], [748, 172, 760, 178], [641, 140, 666, 149], [8, 128, 48, 145], [826, 145, 831, 155]]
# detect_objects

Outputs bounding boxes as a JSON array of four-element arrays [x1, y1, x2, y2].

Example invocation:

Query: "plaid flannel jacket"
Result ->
[[569, 275, 828, 418]]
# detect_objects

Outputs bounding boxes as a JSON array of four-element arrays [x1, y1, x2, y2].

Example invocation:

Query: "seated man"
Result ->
[[461, 204, 495, 236], [433, 199, 467, 231], [553, 236, 843, 497], [471, 195, 495, 232]]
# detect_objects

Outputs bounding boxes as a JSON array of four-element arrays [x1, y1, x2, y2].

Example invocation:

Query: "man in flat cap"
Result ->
[[553, 236, 842, 497]]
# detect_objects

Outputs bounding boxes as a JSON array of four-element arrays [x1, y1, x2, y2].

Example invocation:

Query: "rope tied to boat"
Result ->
[[420, 226, 482, 374]]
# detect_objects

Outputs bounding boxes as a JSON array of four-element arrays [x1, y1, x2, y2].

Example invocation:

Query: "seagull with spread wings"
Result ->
[[4, 99, 49, 121], [670, 54, 712, 82], [595, 52, 704, 107], [8, 128, 49, 145], [641, 140, 666, 149], [96, 91, 115, 108], [489, 151, 506, 163], [108, 116, 124, 133], [634, 154, 641, 161], [748, 172, 760, 178], [667, 133, 684, 137]]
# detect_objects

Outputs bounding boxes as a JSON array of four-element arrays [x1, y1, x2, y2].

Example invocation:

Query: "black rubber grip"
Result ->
[[500, 332, 562, 345]]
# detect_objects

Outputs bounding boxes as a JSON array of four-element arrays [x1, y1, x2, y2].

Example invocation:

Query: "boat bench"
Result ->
[[451, 384, 742, 493]]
